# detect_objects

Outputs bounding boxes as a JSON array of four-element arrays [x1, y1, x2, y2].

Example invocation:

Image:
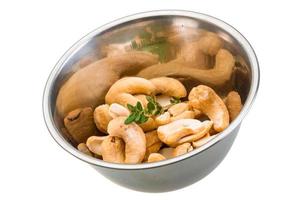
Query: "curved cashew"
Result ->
[[137, 49, 235, 86], [224, 91, 242, 121], [150, 77, 187, 98], [155, 112, 171, 126], [139, 117, 157, 132], [86, 136, 108, 156], [192, 133, 217, 148], [94, 104, 112, 133], [147, 153, 166, 163], [77, 143, 93, 156], [56, 51, 159, 117], [105, 77, 156, 106], [107, 117, 146, 163], [100, 136, 125, 163], [64, 107, 96, 144], [189, 85, 229, 132], [157, 119, 213, 147], [144, 130, 163, 160], [173, 143, 193, 157], [108, 103, 130, 118]]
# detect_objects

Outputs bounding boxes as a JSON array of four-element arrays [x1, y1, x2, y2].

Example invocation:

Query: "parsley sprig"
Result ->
[[170, 97, 181, 104], [124, 96, 163, 125]]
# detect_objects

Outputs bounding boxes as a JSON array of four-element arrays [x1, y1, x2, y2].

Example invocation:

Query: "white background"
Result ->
[[0, 0, 299, 199]]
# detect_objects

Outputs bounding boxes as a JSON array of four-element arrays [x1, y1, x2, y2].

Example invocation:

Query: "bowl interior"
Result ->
[[46, 13, 254, 166]]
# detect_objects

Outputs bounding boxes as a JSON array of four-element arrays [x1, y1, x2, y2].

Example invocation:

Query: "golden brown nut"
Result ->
[[64, 107, 96, 144], [107, 117, 146, 164], [158, 147, 175, 159], [139, 117, 157, 132], [94, 104, 112, 133], [108, 103, 130, 118], [105, 77, 156, 106], [170, 111, 195, 122], [224, 91, 243, 121], [155, 112, 171, 126], [144, 131, 163, 160], [189, 85, 229, 132], [77, 143, 93, 156], [86, 136, 108, 156], [168, 103, 189, 117], [147, 153, 166, 163], [101, 136, 125, 163], [157, 119, 213, 147], [150, 77, 187, 98]]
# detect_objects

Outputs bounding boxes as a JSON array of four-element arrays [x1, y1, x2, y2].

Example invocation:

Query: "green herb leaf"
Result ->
[[136, 102, 143, 111], [124, 113, 137, 124], [140, 115, 149, 123], [127, 104, 136, 112], [170, 97, 181, 104]]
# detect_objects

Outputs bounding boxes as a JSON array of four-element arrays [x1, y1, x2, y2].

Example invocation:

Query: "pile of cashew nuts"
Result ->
[[57, 27, 244, 164]]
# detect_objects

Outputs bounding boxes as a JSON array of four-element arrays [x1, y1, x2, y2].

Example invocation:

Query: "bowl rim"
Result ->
[[43, 10, 260, 170]]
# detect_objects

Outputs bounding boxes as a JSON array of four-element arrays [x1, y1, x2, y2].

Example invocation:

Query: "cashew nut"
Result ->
[[105, 77, 156, 106], [192, 133, 217, 148], [173, 143, 193, 157], [137, 49, 235, 86], [224, 91, 242, 121], [168, 102, 189, 117], [155, 112, 171, 126], [157, 119, 213, 147], [189, 85, 229, 132], [86, 136, 108, 156], [100, 136, 125, 163], [139, 117, 157, 132], [144, 130, 163, 160], [170, 111, 195, 122], [56, 51, 159, 118], [107, 117, 146, 163], [108, 103, 130, 118], [147, 153, 166, 163], [77, 143, 93, 156], [64, 107, 96, 144], [94, 104, 112, 133], [150, 77, 187, 98], [134, 94, 148, 108]]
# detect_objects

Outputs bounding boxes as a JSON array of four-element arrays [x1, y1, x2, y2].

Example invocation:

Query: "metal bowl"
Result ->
[[43, 10, 259, 192]]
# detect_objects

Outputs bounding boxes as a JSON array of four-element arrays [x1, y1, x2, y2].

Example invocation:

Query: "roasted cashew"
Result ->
[[173, 143, 193, 157], [108, 103, 130, 118], [100, 136, 125, 163], [134, 94, 148, 108], [155, 112, 171, 126], [86, 136, 108, 156], [77, 143, 93, 156], [107, 117, 146, 163], [189, 85, 229, 132], [144, 130, 163, 160], [56, 51, 158, 117], [94, 104, 112, 133], [150, 77, 187, 98], [147, 153, 166, 163], [139, 117, 157, 132], [137, 49, 235, 86], [64, 107, 96, 144], [170, 111, 195, 122], [105, 77, 156, 106], [192, 133, 217, 148], [224, 91, 242, 121], [157, 119, 213, 147]]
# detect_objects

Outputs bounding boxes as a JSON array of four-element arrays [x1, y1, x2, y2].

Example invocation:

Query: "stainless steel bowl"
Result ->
[[43, 10, 259, 192]]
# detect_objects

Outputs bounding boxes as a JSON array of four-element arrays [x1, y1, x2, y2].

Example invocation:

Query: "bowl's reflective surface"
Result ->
[[43, 10, 259, 192]]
